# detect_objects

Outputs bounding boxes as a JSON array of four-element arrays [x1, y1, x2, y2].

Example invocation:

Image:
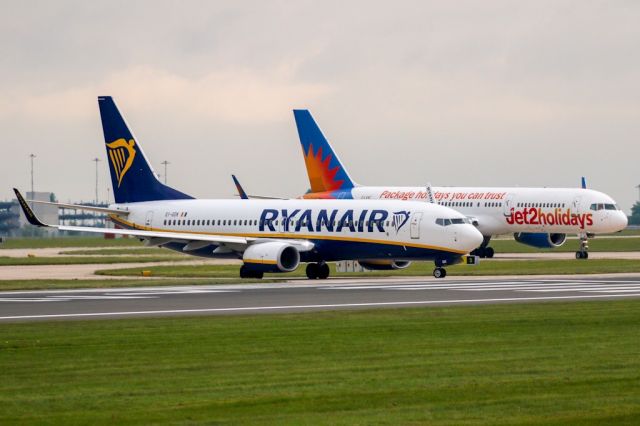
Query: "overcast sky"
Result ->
[[2, 1, 639, 212]]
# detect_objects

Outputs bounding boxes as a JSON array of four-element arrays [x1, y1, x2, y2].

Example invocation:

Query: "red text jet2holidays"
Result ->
[[14, 97, 483, 280], [291, 110, 628, 260]]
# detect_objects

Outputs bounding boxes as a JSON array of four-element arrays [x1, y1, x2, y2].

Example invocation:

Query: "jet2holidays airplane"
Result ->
[[14, 97, 484, 279], [289, 110, 628, 260]]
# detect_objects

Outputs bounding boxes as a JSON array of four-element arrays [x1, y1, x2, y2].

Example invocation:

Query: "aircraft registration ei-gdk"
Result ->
[[13, 97, 484, 279]]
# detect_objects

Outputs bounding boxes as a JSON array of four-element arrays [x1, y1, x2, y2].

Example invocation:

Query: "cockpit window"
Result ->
[[436, 217, 471, 226], [590, 203, 619, 211]]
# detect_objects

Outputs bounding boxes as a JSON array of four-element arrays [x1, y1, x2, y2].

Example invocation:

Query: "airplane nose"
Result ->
[[461, 225, 484, 253], [619, 211, 629, 230]]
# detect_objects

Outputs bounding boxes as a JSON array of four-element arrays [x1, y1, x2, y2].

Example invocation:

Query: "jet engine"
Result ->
[[242, 242, 300, 272], [513, 232, 567, 249]]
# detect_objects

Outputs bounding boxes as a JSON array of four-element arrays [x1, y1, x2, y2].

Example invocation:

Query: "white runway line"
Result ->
[[3, 293, 640, 321]]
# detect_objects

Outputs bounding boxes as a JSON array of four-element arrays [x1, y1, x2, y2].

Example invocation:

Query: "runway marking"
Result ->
[[320, 281, 640, 294], [0, 289, 236, 303], [2, 293, 640, 321]]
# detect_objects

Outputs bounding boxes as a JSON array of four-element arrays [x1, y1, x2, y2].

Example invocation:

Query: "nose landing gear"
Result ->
[[433, 267, 447, 278], [576, 233, 589, 259]]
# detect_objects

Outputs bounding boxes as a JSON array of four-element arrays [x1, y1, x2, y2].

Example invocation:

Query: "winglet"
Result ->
[[232, 175, 249, 200], [13, 188, 47, 227], [425, 183, 438, 204], [581, 177, 587, 189]]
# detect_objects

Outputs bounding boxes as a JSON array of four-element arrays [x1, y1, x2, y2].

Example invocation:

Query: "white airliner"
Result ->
[[291, 110, 628, 259], [13, 97, 483, 279]]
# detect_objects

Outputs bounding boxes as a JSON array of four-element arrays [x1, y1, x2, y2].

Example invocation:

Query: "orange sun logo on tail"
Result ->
[[304, 144, 344, 193]]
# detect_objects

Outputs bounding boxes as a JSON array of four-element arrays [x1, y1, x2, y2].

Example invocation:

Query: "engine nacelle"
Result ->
[[513, 232, 567, 249], [242, 242, 300, 272], [358, 260, 411, 271]]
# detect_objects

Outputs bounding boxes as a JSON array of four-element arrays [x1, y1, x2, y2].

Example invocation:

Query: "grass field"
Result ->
[[59, 247, 177, 256], [491, 237, 639, 253], [0, 236, 142, 249], [96, 259, 640, 279], [0, 256, 195, 266], [1, 301, 639, 424]]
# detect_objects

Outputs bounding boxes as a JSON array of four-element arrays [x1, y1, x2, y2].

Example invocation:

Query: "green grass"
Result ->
[[59, 248, 177, 256], [0, 236, 143, 249], [96, 259, 640, 278], [491, 237, 640, 253], [0, 256, 195, 266], [1, 301, 639, 424]]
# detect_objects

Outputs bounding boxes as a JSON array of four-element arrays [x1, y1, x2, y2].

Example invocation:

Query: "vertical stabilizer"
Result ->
[[98, 96, 192, 203]]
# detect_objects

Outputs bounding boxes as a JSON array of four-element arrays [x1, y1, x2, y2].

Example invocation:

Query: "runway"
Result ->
[[2, 275, 640, 322]]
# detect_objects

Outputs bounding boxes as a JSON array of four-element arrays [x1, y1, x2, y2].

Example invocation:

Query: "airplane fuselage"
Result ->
[[303, 187, 627, 237], [109, 199, 483, 263]]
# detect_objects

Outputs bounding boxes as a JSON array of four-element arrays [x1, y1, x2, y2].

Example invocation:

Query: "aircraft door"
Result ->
[[572, 196, 582, 215], [410, 212, 423, 239], [145, 211, 154, 227], [503, 193, 515, 216]]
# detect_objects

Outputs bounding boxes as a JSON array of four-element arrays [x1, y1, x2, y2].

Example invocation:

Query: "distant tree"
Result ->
[[629, 202, 640, 225], [50, 193, 57, 202]]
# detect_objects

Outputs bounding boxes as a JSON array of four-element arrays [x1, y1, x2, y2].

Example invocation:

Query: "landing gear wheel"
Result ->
[[306, 263, 319, 279], [317, 263, 330, 280], [576, 233, 589, 260], [239, 265, 249, 279], [239, 266, 263, 279], [485, 247, 495, 258], [433, 267, 447, 279]]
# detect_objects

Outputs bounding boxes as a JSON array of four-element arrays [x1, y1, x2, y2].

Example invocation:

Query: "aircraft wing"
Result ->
[[13, 188, 314, 252], [23, 199, 129, 215]]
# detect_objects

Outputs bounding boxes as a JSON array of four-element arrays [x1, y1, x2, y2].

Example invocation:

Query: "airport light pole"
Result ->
[[29, 153, 36, 196], [92, 157, 100, 204], [161, 160, 170, 184]]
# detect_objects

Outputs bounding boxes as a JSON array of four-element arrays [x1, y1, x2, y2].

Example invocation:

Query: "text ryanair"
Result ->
[[259, 209, 391, 233]]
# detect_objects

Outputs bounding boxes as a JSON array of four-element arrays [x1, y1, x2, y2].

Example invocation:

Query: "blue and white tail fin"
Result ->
[[98, 96, 192, 203], [293, 110, 357, 195]]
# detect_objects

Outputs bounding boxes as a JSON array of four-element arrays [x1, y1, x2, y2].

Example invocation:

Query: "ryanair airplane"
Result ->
[[290, 110, 628, 260], [13, 97, 483, 280]]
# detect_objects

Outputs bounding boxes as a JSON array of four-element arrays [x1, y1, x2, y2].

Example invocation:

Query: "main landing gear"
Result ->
[[576, 233, 589, 260], [471, 236, 494, 258], [306, 262, 330, 280], [239, 265, 263, 279]]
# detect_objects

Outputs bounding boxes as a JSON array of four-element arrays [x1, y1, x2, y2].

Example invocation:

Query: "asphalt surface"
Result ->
[[2, 275, 640, 322]]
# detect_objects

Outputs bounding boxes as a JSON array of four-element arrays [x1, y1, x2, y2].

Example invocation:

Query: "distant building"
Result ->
[[0, 201, 20, 236]]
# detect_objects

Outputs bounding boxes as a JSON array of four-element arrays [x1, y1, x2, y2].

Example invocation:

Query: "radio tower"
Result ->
[[92, 157, 101, 204], [161, 160, 170, 184]]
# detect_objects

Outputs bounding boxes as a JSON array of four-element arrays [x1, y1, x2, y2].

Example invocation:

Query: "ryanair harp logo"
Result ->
[[392, 210, 410, 234], [106, 138, 137, 187]]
